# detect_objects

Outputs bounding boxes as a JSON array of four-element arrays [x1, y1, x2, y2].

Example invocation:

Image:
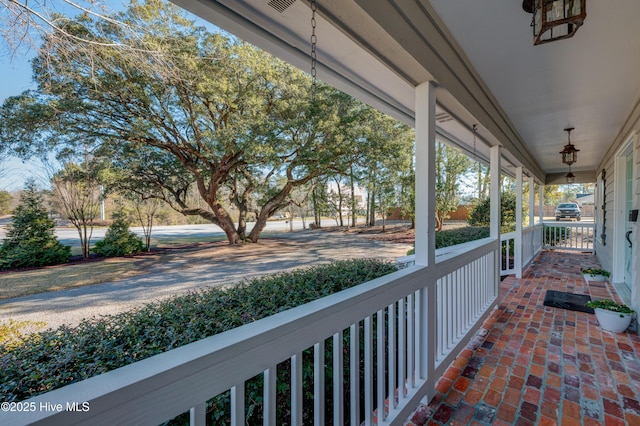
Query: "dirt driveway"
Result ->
[[0, 227, 413, 331]]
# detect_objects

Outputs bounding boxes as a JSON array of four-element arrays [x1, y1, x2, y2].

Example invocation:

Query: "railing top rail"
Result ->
[[542, 221, 595, 228]]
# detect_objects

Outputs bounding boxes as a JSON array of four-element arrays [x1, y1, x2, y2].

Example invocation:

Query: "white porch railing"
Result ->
[[500, 231, 517, 275], [523, 225, 543, 270], [498, 224, 548, 276], [3, 241, 499, 426], [542, 221, 595, 252]]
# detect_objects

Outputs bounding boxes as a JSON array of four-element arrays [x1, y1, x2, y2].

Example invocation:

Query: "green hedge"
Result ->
[[0, 259, 398, 417], [543, 225, 571, 246]]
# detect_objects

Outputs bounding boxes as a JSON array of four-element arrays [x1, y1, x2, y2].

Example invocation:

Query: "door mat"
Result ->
[[543, 290, 595, 314]]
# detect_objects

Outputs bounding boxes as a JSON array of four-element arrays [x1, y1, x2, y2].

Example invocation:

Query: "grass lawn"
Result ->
[[0, 231, 296, 300], [0, 255, 164, 300]]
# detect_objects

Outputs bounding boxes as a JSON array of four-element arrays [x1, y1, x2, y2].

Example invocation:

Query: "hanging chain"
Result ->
[[472, 124, 478, 160], [472, 124, 482, 199], [310, 0, 318, 105]]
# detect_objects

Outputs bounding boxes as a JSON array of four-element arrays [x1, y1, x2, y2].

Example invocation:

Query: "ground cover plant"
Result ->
[[0, 258, 398, 422]]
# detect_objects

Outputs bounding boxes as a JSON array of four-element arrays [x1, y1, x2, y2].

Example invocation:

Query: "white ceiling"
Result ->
[[429, 0, 640, 176], [173, 0, 640, 183]]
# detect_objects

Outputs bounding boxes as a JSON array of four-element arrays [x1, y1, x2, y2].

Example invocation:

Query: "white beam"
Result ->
[[490, 146, 501, 240], [539, 184, 545, 222], [415, 81, 437, 266], [528, 176, 535, 227]]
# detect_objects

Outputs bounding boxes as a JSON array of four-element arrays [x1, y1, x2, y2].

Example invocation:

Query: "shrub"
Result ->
[[468, 191, 516, 231], [406, 226, 492, 255], [93, 211, 144, 257], [436, 226, 490, 248], [0, 181, 71, 270], [0, 258, 398, 413], [0, 320, 46, 350], [543, 225, 571, 246]]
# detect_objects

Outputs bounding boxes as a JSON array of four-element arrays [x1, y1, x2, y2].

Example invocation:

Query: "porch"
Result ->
[[7, 232, 638, 426], [408, 249, 640, 426]]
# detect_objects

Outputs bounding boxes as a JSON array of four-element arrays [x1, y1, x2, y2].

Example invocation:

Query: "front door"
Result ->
[[624, 153, 633, 290]]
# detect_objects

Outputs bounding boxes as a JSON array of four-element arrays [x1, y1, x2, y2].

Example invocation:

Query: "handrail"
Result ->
[[542, 221, 595, 252]]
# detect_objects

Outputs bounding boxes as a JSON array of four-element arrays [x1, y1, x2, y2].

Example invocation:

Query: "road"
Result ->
[[0, 218, 330, 247]]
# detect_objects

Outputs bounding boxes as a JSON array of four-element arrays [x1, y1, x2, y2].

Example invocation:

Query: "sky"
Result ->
[[0, 1, 98, 192], [0, 50, 41, 191], [0, 1, 228, 193]]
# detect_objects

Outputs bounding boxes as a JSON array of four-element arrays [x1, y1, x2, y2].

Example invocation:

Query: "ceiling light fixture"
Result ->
[[560, 127, 579, 166], [566, 169, 575, 183], [559, 127, 579, 183], [522, 0, 586, 46]]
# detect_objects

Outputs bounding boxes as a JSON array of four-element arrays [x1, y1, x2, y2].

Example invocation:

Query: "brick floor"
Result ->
[[406, 250, 640, 425]]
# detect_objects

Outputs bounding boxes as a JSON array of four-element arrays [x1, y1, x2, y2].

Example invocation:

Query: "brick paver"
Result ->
[[406, 249, 640, 425]]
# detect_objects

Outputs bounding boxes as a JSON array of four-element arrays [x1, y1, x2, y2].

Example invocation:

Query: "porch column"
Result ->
[[414, 81, 436, 267], [539, 184, 545, 222], [490, 145, 502, 240], [529, 176, 535, 226], [515, 167, 523, 278]]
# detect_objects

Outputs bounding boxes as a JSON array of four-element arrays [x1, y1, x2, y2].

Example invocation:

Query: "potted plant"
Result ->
[[581, 268, 610, 282], [586, 299, 635, 332]]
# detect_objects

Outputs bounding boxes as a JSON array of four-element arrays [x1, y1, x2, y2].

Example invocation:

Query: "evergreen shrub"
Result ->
[[93, 211, 144, 257], [0, 182, 71, 270]]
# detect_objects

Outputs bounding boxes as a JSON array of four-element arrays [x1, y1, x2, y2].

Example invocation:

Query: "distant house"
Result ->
[[576, 193, 594, 205]]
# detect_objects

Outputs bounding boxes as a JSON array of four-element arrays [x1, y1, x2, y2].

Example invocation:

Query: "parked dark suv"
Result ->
[[555, 203, 581, 221]]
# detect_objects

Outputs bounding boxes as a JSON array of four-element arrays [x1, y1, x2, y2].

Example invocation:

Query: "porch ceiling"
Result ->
[[171, 0, 640, 184]]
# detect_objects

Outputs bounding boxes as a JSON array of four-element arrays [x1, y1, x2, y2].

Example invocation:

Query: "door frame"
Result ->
[[612, 135, 635, 288]]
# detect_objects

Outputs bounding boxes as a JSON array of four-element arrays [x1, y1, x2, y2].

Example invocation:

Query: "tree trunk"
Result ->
[[350, 165, 357, 228], [73, 222, 92, 258], [379, 192, 386, 232], [248, 214, 268, 242], [435, 214, 443, 231], [208, 204, 241, 244], [365, 190, 370, 226], [312, 184, 321, 227], [337, 183, 343, 227], [368, 189, 376, 226], [237, 206, 248, 240]]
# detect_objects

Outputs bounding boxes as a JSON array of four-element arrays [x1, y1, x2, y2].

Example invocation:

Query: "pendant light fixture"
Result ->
[[559, 127, 579, 183], [523, 0, 586, 46]]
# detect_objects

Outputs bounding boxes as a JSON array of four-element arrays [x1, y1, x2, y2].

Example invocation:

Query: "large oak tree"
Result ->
[[1, 0, 365, 244]]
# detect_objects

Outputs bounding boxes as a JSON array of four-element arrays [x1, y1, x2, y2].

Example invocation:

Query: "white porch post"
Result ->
[[414, 81, 437, 403], [528, 176, 535, 226], [515, 167, 523, 278], [539, 184, 545, 223], [414, 81, 437, 267], [490, 146, 502, 240]]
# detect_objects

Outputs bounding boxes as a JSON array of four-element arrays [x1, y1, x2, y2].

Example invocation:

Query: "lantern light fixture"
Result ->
[[560, 127, 579, 166], [522, 0, 586, 46], [566, 169, 575, 183]]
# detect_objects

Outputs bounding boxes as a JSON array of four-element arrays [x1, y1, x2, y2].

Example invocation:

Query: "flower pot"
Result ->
[[583, 273, 607, 282], [594, 308, 633, 333]]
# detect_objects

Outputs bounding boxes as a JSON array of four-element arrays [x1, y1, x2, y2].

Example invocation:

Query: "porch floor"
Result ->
[[407, 249, 640, 425]]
